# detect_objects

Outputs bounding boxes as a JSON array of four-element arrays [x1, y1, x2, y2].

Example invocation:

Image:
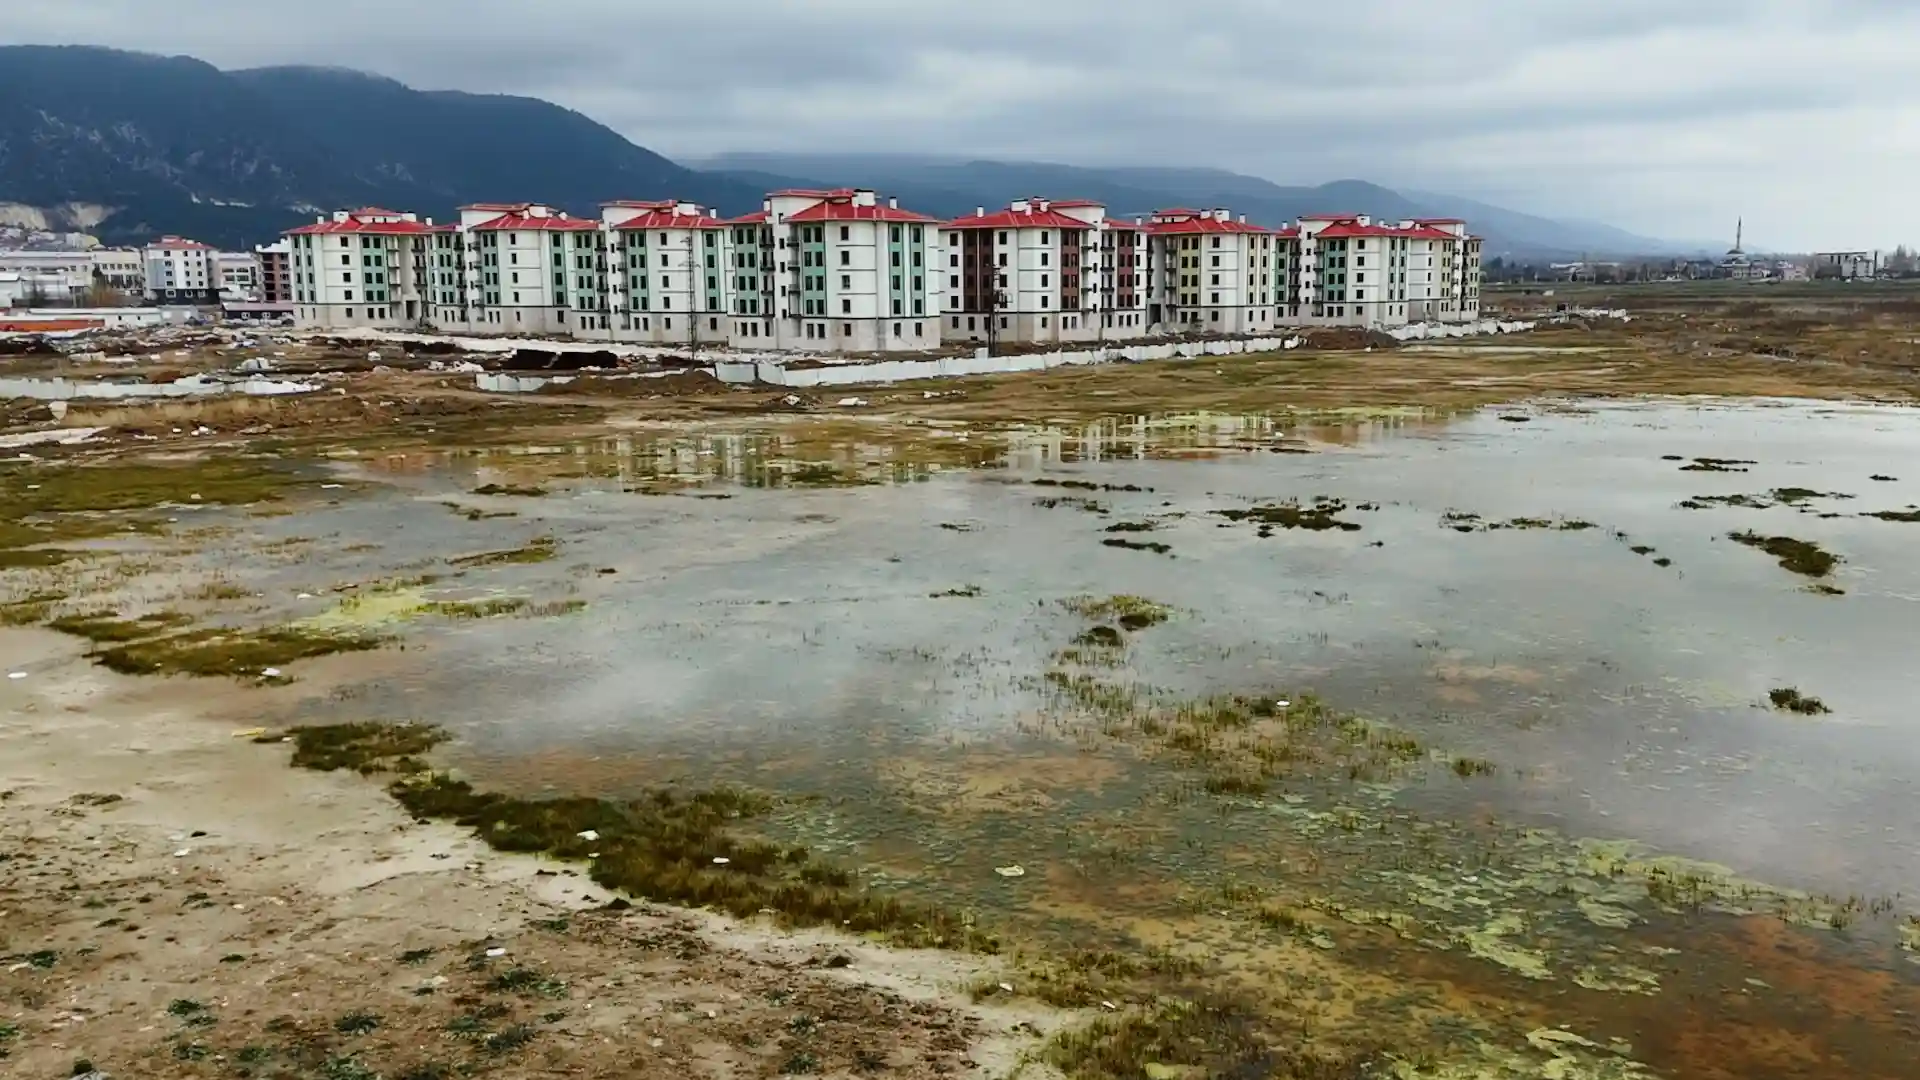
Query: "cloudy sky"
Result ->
[[10, 0, 1917, 250]]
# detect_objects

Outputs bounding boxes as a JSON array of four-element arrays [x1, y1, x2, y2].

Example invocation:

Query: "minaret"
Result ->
[[1733, 218, 1743, 254]]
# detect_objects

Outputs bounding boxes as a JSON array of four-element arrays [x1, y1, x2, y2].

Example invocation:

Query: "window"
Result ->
[[1041, 252, 1049, 267], [911, 226, 922, 242], [950, 274, 960, 288], [840, 251, 850, 266], [892, 321, 901, 336], [839, 226, 851, 242], [842, 322, 852, 336], [841, 298, 851, 314]]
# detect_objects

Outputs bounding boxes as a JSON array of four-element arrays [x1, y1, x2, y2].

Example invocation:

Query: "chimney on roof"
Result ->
[[1039, 199, 1050, 212], [888, 197, 898, 210], [710, 207, 719, 218], [1238, 214, 1246, 224], [976, 206, 985, 217]]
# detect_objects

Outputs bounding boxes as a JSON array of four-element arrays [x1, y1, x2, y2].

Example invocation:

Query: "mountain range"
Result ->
[[0, 45, 1700, 258]]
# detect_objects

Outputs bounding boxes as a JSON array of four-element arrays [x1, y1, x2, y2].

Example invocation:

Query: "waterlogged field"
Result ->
[[7, 399, 1920, 1078]]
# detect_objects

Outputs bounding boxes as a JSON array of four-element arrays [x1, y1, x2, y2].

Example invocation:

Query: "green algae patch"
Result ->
[[0, 593, 64, 627], [1866, 509, 1920, 523], [471, 484, 547, 497], [47, 610, 194, 643], [449, 537, 557, 568], [1441, 512, 1596, 533], [1217, 499, 1362, 532], [91, 625, 385, 679], [0, 460, 311, 514], [1727, 531, 1838, 578], [269, 722, 998, 954], [1460, 914, 1552, 980]]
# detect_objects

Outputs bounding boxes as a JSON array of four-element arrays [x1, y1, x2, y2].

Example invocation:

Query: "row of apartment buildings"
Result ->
[[0, 241, 293, 306], [284, 188, 1481, 351]]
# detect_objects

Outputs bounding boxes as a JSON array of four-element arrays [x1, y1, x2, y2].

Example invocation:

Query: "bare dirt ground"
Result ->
[[0, 629, 1052, 1079]]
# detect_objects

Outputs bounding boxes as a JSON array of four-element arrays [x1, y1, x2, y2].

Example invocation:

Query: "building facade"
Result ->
[[255, 240, 292, 304], [286, 191, 1479, 345], [1142, 209, 1281, 334], [940, 198, 1147, 346], [143, 236, 222, 304], [286, 208, 434, 329]]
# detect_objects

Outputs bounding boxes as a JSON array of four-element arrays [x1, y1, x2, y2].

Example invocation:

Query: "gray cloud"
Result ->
[[7, 0, 1915, 249]]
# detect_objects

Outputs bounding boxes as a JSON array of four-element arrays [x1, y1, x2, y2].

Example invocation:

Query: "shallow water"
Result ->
[[239, 399, 1920, 1077]]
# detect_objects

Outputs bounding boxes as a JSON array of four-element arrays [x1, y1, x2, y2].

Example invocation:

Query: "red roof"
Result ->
[[611, 209, 726, 230], [469, 212, 602, 232], [1143, 215, 1270, 235], [349, 206, 403, 217], [1104, 219, 1140, 231], [1273, 226, 1302, 239], [1313, 221, 1459, 241], [785, 198, 936, 224], [942, 205, 1099, 231], [149, 236, 214, 249], [722, 210, 770, 225], [286, 214, 435, 237]]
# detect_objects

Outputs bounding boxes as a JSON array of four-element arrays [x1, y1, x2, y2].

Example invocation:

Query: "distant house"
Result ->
[[1813, 251, 1881, 280], [143, 236, 222, 304]]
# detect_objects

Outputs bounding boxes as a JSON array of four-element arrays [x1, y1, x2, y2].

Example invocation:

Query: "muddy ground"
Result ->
[[4, 283, 1920, 1078], [0, 630, 1051, 1079]]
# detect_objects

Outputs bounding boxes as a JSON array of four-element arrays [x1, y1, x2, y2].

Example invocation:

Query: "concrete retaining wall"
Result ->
[[727, 336, 1311, 388], [0, 374, 318, 401]]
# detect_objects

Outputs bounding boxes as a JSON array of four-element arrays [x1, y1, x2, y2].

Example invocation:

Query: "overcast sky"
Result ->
[[11, 0, 1917, 250]]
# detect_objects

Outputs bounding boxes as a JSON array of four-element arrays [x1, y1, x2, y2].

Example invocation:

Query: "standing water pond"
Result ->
[[34, 399, 1920, 1079]]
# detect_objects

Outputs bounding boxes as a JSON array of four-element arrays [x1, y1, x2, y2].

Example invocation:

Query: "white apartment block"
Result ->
[[287, 208, 433, 329], [939, 198, 1149, 346], [1281, 215, 1482, 328], [287, 191, 1480, 346], [143, 236, 223, 304], [217, 251, 262, 300], [1142, 209, 1281, 334]]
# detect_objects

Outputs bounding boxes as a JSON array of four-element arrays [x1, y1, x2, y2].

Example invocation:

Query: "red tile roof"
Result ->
[[1312, 221, 1460, 241], [723, 210, 769, 225], [610, 209, 727, 230], [468, 212, 602, 232], [1273, 226, 1302, 239], [942, 206, 1099, 231], [785, 198, 936, 224], [149, 236, 215, 249], [286, 214, 435, 237], [1143, 215, 1270, 235]]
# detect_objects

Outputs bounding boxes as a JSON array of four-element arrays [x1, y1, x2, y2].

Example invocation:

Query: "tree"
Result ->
[[1885, 246, 1916, 278]]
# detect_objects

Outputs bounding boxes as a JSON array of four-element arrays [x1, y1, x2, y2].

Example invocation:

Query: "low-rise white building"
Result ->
[[143, 236, 222, 305], [217, 251, 262, 300], [1815, 251, 1881, 280]]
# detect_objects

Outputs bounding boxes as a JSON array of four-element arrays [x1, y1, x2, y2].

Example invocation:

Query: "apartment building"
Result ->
[[286, 208, 433, 329], [938, 198, 1148, 346], [143, 236, 222, 304], [605, 200, 731, 346], [255, 240, 292, 304], [1282, 215, 1481, 327], [286, 190, 1477, 344], [217, 251, 262, 300], [1142, 209, 1280, 334]]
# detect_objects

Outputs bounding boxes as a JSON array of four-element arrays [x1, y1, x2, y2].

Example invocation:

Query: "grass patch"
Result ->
[[93, 626, 385, 679], [1728, 531, 1839, 578], [1768, 688, 1832, 715], [46, 610, 193, 643], [0, 460, 306, 514], [0, 593, 65, 627], [524, 599, 586, 617], [333, 1009, 382, 1035], [1044, 998, 1375, 1080], [1073, 626, 1125, 649], [1450, 756, 1498, 778], [1680, 457, 1756, 473], [1866, 509, 1920, 523], [930, 586, 983, 599], [471, 484, 547, 497], [449, 537, 557, 568], [421, 598, 528, 620], [1102, 538, 1172, 555], [1063, 595, 1174, 630], [274, 723, 998, 953], [1218, 501, 1361, 532], [1103, 521, 1157, 533]]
